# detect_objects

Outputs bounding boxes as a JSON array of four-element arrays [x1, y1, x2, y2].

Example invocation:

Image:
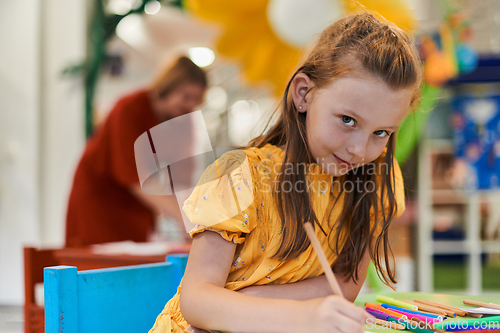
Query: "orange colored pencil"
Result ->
[[414, 299, 466, 317], [402, 300, 449, 316], [415, 299, 466, 316], [465, 312, 483, 318], [365, 303, 407, 320], [463, 300, 500, 310], [413, 299, 457, 317]]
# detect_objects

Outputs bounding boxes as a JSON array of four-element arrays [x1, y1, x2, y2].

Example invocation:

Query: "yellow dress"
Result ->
[[149, 144, 405, 333]]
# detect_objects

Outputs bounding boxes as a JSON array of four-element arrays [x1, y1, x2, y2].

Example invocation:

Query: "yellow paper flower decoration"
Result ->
[[186, 0, 415, 95], [343, 0, 416, 33], [185, 0, 302, 96]]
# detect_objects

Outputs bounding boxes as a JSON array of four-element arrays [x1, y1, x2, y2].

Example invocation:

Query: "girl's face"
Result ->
[[298, 73, 412, 176]]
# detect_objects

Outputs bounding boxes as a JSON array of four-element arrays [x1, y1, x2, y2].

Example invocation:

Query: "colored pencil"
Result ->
[[411, 303, 455, 317], [463, 300, 500, 311], [366, 307, 402, 321], [414, 299, 461, 317], [366, 308, 393, 321], [447, 331, 500, 333], [403, 300, 449, 316], [387, 317, 435, 333], [443, 331, 500, 333], [410, 317, 446, 333], [382, 304, 443, 321], [433, 315, 500, 330], [414, 299, 466, 316], [393, 310, 440, 324], [377, 295, 418, 310], [304, 222, 344, 298], [373, 318, 405, 330], [380, 306, 441, 324], [365, 303, 408, 320], [465, 311, 483, 318]]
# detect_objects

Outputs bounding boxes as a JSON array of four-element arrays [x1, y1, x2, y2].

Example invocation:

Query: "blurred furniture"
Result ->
[[418, 140, 500, 295], [420, 56, 500, 294], [43, 254, 496, 333], [356, 290, 500, 332], [53, 243, 190, 270], [24, 244, 190, 333], [44, 254, 188, 333], [23, 247, 59, 333]]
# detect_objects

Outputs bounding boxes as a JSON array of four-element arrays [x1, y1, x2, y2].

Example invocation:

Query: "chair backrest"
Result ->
[[24, 247, 60, 333], [44, 254, 188, 333]]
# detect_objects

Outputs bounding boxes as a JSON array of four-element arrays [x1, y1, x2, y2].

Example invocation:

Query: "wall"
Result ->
[[0, 0, 42, 305], [0, 0, 86, 304], [38, 0, 86, 247]]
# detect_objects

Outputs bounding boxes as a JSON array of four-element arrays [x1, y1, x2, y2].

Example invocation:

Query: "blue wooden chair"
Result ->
[[44, 254, 188, 333]]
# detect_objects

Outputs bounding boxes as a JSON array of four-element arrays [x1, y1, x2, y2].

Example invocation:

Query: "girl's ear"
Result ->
[[291, 73, 313, 113]]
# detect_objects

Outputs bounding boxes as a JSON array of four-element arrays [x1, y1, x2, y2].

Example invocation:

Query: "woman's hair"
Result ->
[[249, 13, 422, 287], [149, 56, 207, 99]]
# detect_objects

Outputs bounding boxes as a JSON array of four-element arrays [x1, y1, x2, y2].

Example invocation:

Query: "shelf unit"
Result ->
[[417, 139, 500, 295]]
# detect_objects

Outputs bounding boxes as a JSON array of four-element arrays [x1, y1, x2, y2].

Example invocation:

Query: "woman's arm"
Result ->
[[129, 184, 182, 219], [180, 231, 371, 333], [129, 184, 192, 241], [238, 248, 371, 302]]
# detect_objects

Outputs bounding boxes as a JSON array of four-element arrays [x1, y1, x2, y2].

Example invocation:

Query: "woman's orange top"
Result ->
[[65, 89, 159, 247]]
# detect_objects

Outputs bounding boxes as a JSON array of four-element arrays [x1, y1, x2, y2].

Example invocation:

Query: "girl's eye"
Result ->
[[374, 130, 390, 138], [341, 116, 355, 126]]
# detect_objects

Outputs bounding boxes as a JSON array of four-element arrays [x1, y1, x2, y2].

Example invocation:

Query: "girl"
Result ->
[[150, 13, 421, 333]]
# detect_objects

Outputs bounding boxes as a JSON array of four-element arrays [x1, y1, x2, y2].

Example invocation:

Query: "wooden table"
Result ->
[[53, 243, 191, 271], [355, 291, 500, 332]]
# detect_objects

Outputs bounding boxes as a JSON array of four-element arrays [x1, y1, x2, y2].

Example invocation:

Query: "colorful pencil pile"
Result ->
[[364, 296, 500, 332]]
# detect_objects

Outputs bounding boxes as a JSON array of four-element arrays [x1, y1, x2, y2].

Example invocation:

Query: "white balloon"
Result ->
[[267, 0, 343, 47]]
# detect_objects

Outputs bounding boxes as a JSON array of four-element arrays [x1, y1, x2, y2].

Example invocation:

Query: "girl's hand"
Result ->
[[298, 295, 373, 333]]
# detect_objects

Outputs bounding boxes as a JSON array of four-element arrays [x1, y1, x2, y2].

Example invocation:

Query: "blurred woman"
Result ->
[[65, 56, 207, 247]]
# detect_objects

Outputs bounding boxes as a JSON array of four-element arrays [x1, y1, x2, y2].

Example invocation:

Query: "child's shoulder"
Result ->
[[219, 144, 284, 167], [244, 144, 284, 164]]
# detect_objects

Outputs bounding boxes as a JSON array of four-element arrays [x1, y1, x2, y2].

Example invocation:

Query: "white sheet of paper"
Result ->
[[91, 241, 170, 255], [461, 306, 500, 315]]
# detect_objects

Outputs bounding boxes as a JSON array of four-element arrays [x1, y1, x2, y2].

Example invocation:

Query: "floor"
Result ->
[[0, 306, 22, 333]]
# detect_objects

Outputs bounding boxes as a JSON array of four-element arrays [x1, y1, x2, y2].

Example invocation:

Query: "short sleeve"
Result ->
[[184, 150, 257, 244]]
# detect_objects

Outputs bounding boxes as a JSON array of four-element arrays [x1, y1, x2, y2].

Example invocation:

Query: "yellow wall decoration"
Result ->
[[185, 0, 302, 96], [342, 0, 416, 33], [186, 0, 415, 95]]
